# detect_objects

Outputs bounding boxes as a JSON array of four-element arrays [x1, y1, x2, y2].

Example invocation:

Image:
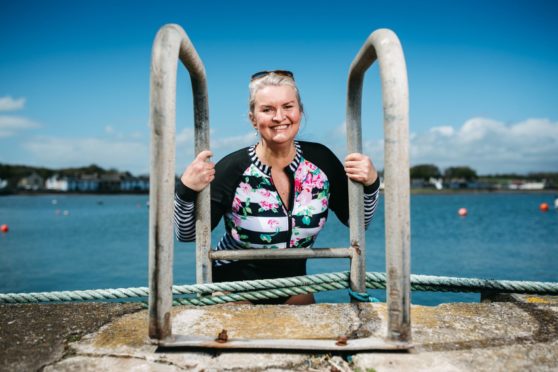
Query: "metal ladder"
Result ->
[[148, 23, 411, 350]]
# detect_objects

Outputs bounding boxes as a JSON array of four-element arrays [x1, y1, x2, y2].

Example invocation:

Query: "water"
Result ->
[[1, 193, 556, 305]]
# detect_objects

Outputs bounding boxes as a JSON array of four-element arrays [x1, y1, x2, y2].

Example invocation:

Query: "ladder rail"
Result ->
[[346, 28, 411, 342], [148, 24, 210, 340]]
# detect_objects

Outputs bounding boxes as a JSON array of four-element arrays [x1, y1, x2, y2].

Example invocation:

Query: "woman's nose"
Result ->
[[273, 109, 285, 121]]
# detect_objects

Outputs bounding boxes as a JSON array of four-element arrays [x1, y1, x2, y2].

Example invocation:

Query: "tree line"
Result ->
[[409, 163, 558, 187]]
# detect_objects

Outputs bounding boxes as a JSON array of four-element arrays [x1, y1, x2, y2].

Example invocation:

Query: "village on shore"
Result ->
[[0, 164, 148, 195], [0, 163, 557, 195]]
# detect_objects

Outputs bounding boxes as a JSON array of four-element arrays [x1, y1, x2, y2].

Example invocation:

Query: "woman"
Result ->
[[174, 70, 380, 305]]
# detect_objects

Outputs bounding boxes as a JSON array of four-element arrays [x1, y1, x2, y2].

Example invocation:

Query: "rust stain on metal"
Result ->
[[163, 311, 172, 337], [351, 240, 361, 255], [215, 329, 228, 343], [335, 335, 348, 346]]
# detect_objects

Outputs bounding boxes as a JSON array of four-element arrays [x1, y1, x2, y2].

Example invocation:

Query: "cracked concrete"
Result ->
[[1, 295, 557, 371]]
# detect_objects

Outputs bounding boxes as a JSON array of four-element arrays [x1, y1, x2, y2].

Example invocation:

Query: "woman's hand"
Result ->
[[180, 150, 215, 191], [344, 153, 378, 186]]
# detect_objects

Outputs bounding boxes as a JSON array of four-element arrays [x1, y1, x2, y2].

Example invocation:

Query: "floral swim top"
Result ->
[[174, 140, 380, 266]]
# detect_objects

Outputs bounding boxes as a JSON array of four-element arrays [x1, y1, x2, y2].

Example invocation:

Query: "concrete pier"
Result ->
[[1, 295, 557, 371]]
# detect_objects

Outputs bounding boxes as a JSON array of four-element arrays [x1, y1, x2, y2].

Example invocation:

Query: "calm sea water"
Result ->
[[1, 193, 556, 305]]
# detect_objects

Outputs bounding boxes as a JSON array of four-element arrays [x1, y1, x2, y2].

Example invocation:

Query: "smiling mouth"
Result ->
[[272, 124, 290, 131]]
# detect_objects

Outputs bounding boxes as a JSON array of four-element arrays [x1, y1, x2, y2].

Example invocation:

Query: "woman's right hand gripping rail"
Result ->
[[180, 150, 215, 192]]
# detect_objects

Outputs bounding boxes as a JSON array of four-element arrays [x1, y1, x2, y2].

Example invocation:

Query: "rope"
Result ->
[[1, 271, 557, 305], [348, 288, 380, 303], [366, 272, 558, 294]]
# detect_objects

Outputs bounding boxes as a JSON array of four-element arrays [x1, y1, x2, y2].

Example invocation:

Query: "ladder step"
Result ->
[[209, 248, 353, 261]]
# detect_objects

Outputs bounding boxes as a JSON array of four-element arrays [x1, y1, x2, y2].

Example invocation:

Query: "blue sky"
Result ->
[[1, 0, 557, 175]]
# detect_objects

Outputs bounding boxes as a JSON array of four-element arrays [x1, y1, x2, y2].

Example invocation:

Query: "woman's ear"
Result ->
[[249, 112, 255, 126]]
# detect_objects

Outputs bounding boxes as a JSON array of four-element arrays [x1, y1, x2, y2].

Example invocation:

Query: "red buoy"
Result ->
[[0, 224, 8, 233], [458, 208, 468, 217], [540, 203, 549, 212]]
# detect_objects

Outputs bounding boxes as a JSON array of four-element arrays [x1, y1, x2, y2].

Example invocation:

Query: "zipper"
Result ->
[[270, 171, 296, 248], [286, 171, 295, 248]]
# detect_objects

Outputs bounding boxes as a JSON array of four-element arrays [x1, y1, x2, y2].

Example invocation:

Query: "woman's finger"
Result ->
[[344, 153, 378, 186], [196, 150, 213, 162], [345, 152, 365, 161]]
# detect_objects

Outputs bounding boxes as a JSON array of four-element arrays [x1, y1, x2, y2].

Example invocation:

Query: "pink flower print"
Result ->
[[231, 228, 240, 241], [239, 182, 252, 194], [267, 219, 279, 230], [311, 173, 324, 189], [260, 200, 278, 211], [294, 177, 303, 193], [232, 197, 242, 212], [298, 189, 312, 205], [303, 183, 313, 194], [321, 198, 328, 209], [318, 217, 326, 228], [259, 189, 271, 198], [232, 213, 242, 226]]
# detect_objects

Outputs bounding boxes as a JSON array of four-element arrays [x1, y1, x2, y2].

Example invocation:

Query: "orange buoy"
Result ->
[[0, 224, 8, 233], [539, 203, 549, 212], [458, 208, 468, 217]]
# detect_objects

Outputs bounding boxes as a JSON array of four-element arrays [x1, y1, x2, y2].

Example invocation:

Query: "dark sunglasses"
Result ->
[[251, 70, 294, 81]]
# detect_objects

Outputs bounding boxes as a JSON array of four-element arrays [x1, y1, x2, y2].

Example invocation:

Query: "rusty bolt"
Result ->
[[215, 329, 228, 343], [335, 335, 348, 346], [351, 240, 361, 255]]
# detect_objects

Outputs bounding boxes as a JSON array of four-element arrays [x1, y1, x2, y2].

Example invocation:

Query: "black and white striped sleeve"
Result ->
[[363, 184, 380, 229], [173, 183, 197, 242]]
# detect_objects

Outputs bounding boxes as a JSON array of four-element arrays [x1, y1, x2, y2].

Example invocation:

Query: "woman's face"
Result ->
[[250, 85, 302, 147]]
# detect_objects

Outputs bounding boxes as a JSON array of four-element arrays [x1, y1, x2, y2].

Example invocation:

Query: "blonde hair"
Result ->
[[248, 72, 304, 114]]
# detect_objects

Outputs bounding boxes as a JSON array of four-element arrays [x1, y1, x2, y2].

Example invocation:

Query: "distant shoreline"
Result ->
[[0, 190, 149, 197], [408, 188, 557, 195], [2, 188, 557, 197]]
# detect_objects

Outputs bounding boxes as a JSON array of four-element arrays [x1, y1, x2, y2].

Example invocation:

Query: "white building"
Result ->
[[508, 180, 546, 190], [45, 175, 70, 191]]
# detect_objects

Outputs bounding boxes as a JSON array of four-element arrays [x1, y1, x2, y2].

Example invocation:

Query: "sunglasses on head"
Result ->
[[251, 70, 294, 81]]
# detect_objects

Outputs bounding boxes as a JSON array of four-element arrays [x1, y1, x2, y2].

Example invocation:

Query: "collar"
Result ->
[[248, 141, 302, 176]]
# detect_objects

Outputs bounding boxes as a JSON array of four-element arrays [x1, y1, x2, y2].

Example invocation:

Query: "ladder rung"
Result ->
[[209, 248, 353, 261]]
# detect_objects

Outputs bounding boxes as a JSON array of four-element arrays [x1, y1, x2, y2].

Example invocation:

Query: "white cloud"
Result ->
[[0, 96, 26, 111], [323, 117, 558, 174], [410, 117, 558, 173], [0, 115, 40, 138], [430, 126, 454, 137], [22, 136, 149, 175]]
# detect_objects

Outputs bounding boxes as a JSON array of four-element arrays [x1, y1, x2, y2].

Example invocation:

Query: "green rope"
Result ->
[[1, 271, 557, 305], [366, 272, 558, 294]]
